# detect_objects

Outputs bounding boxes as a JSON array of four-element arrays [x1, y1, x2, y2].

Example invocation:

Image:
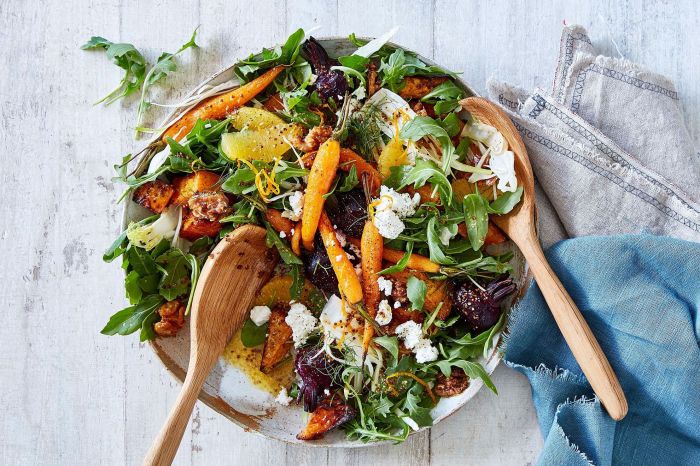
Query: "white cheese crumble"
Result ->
[[377, 277, 393, 296], [279, 231, 286, 238], [394, 300, 402, 309], [414, 339, 439, 363], [376, 300, 393, 326], [372, 186, 421, 239], [249, 305, 271, 326], [275, 387, 293, 406], [285, 302, 317, 347], [395, 320, 438, 363], [281, 190, 304, 221], [439, 226, 456, 246]]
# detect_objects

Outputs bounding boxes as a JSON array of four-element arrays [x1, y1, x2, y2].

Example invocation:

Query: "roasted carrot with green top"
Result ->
[[360, 220, 384, 352], [162, 65, 284, 143], [301, 139, 340, 250], [318, 212, 363, 304]]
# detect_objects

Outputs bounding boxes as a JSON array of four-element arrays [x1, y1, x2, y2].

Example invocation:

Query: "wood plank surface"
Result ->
[[1, 1, 698, 465]]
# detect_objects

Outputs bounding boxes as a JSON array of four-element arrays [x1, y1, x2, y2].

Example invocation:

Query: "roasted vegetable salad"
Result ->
[[103, 29, 523, 443]]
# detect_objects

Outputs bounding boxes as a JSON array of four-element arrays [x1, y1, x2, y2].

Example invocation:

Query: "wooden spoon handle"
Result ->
[[142, 366, 209, 466], [518, 233, 628, 421]]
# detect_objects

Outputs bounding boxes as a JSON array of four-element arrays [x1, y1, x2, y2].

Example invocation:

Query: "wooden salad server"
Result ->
[[461, 97, 628, 421], [142, 225, 279, 466]]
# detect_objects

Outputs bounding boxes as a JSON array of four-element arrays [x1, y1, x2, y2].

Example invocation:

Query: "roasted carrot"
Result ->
[[265, 208, 295, 236], [291, 221, 302, 256], [301, 139, 340, 250], [162, 65, 284, 143], [339, 149, 381, 194], [318, 212, 363, 304], [348, 238, 441, 273], [300, 149, 381, 195], [360, 220, 384, 352]]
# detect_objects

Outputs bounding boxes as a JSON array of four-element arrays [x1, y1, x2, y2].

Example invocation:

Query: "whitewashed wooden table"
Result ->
[[2, 1, 699, 464]]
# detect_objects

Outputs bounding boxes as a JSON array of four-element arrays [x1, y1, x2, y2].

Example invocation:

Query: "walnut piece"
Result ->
[[154, 300, 186, 337], [434, 367, 470, 397], [187, 191, 231, 222]]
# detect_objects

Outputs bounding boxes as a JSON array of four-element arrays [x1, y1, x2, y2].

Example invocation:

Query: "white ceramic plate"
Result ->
[[122, 37, 531, 447]]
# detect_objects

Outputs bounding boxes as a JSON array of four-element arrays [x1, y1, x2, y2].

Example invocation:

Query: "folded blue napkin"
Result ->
[[504, 234, 700, 466]]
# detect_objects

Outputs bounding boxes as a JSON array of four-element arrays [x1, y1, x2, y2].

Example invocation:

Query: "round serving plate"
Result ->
[[122, 37, 532, 447]]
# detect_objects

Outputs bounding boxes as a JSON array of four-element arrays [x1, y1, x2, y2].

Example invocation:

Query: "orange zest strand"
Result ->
[[385, 371, 437, 405], [237, 157, 281, 202]]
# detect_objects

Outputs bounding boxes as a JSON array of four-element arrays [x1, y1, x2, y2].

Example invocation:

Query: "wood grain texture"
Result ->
[[2, 1, 698, 465]]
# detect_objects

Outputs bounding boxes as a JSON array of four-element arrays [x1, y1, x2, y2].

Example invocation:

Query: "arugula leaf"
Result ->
[[155, 248, 193, 301], [82, 37, 147, 105], [439, 112, 461, 138], [240, 318, 267, 347], [378, 242, 413, 275], [454, 360, 497, 394], [124, 271, 143, 304], [406, 276, 427, 311], [101, 295, 164, 339], [425, 216, 456, 265], [489, 186, 523, 215], [126, 245, 160, 276], [135, 29, 199, 136], [400, 115, 456, 175], [378, 48, 407, 92], [338, 165, 359, 192], [338, 54, 370, 71], [265, 223, 303, 265], [421, 80, 465, 102], [399, 159, 452, 204], [290, 264, 304, 301], [463, 193, 489, 250], [235, 28, 305, 82], [374, 335, 399, 363]]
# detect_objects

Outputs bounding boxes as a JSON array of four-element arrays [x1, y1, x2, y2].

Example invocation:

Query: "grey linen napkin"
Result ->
[[487, 25, 700, 247]]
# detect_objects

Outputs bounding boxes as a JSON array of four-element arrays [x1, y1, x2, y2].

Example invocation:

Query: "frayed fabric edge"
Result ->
[[550, 396, 601, 466]]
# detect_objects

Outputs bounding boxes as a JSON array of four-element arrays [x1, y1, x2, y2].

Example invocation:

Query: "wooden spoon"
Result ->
[[461, 97, 628, 421], [142, 225, 279, 466]]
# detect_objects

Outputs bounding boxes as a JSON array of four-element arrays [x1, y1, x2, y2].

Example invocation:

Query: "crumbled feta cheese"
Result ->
[[414, 339, 439, 363], [285, 303, 318, 347], [372, 186, 421, 239], [375, 186, 420, 217], [395, 320, 438, 363], [373, 210, 405, 239], [320, 295, 344, 340], [279, 231, 287, 238], [395, 321, 423, 350], [290, 228, 295, 235], [354, 263, 362, 278], [377, 277, 393, 296], [275, 387, 293, 406], [439, 226, 456, 246], [323, 388, 331, 396], [249, 305, 271, 326], [281, 191, 304, 221], [394, 300, 402, 309], [376, 300, 393, 326]]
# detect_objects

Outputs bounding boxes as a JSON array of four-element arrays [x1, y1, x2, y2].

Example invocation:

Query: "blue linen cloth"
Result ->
[[504, 234, 700, 466]]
